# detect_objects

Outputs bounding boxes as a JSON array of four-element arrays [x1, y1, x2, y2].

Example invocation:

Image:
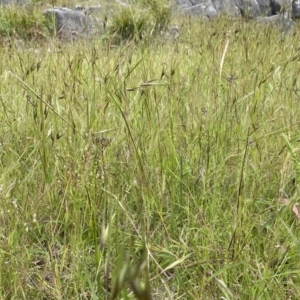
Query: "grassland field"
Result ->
[[1, 2, 300, 299]]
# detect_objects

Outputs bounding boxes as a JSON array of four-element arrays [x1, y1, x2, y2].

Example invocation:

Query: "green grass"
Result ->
[[1, 8, 300, 299], [0, 3, 51, 41]]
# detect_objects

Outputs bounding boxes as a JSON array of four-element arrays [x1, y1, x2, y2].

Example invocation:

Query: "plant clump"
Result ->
[[108, 0, 172, 43]]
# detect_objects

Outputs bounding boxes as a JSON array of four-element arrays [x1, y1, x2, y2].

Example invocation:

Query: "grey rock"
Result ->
[[184, 3, 218, 17], [235, 0, 271, 17], [206, 4, 219, 17], [292, 0, 300, 18], [175, 0, 297, 32], [213, 0, 239, 14], [257, 13, 295, 33], [184, 4, 206, 15], [176, 0, 299, 18], [271, 0, 292, 12], [237, 0, 298, 17], [44, 7, 103, 40], [0, 0, 26, 5]]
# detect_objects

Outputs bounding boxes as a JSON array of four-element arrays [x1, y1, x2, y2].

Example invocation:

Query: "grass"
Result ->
[[0, 3, 50, 41], [1, 4, 300, 299]]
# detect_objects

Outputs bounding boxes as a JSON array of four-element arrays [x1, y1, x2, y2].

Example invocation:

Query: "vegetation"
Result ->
[[0, 0, 172, 42], [107, 0, 172, 43], [1, 1, 300, 299]]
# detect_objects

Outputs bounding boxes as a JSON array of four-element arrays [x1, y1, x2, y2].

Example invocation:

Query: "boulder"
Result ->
[[43, 7, 103, 40]]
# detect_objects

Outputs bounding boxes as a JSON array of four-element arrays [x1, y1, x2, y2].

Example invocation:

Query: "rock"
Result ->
[[213, 0, 240, 15], [236, 0, 271, 17], [257, 13, 295, 33], [174, 0, 193, 10], [175, 0, 297, 33], [183, 3, 218, 17], [74, 5, 101, 15], [43, 7, 104, 40], [177, 0, 239, 17], [176, 0, 298, 18], [292, 0, 300, 18], [0, 0, 26, 5]]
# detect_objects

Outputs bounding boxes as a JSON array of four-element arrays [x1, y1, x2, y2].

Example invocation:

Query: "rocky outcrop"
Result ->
[[175, 0, 300, 33], [176, 0, 300, 17], [176, 0, 300, 18], [43, 7, 103, 40], [237, 0, 300, 17]]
